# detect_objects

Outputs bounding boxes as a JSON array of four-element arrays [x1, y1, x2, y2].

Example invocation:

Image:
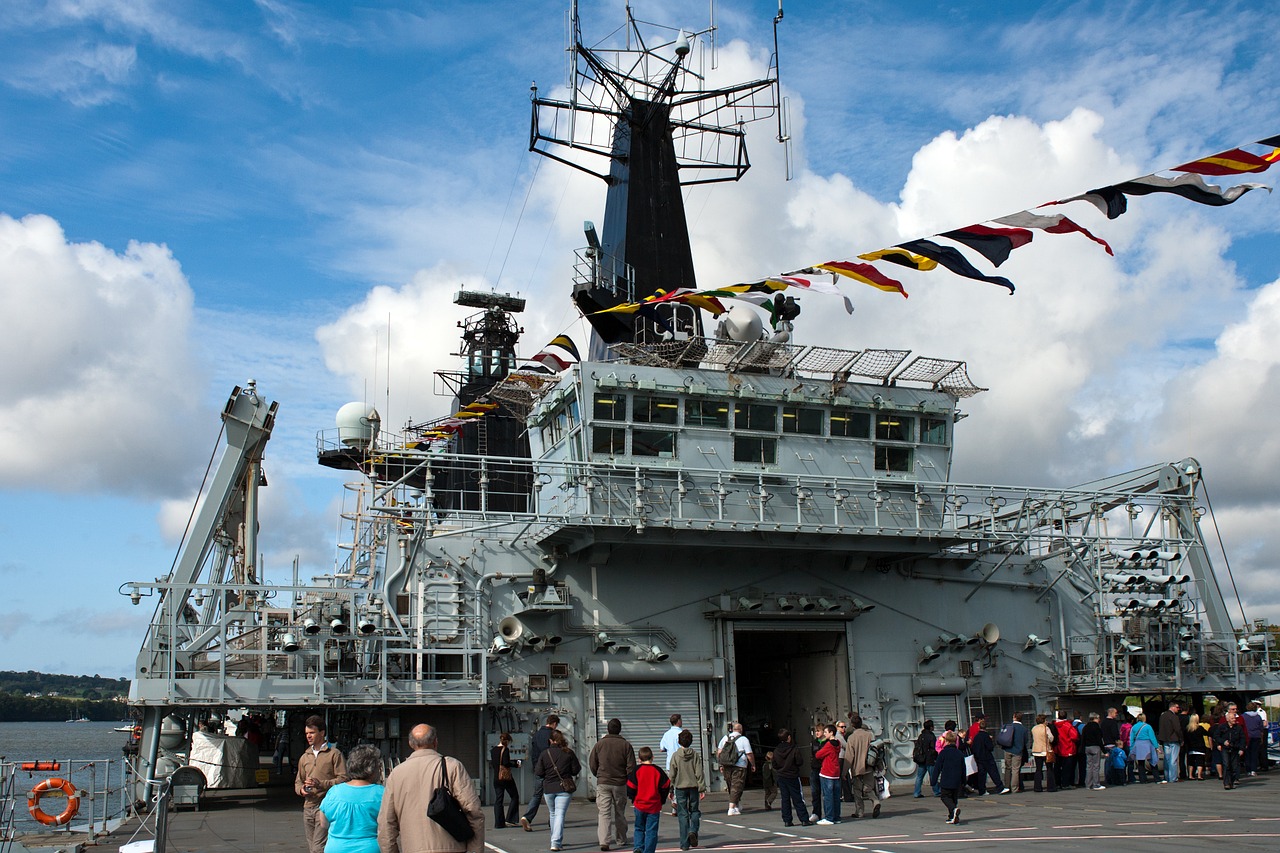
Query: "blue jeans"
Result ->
[[913, 763, 929, 797], [928, 761, 941, 794], [544, 792, 571, 848], [776, 776, 809, 826], [820, 776, 841, 822], [1162, 743, 1180, 782], [674, 788, 701, 847], [633, 809, 660, 853]]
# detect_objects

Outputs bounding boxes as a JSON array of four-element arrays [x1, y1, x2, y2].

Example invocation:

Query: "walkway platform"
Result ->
[[64, 772, 1280, 853]]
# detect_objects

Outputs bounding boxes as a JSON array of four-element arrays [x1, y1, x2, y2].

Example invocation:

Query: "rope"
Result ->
[[1199, 476, 1248, 626], [166, 419, 227, 577]]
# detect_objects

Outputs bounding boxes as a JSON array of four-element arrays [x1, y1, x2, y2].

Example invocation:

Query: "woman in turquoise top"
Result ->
[[1127, 713, 1160, 784], [319, 744, 385, 853]]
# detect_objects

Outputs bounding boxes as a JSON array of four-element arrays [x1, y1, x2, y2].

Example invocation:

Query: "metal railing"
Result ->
[[0, 756, 132, 844], [1065, 630, 1278, 692], [315, 449, 1202, 551]]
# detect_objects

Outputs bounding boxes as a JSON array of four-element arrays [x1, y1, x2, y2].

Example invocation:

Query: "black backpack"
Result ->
[[717, 733, 743, 767]]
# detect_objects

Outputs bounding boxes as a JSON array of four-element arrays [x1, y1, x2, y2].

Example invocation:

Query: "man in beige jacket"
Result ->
[[295, 715, 348, 853], [378, 723, 485, 853]]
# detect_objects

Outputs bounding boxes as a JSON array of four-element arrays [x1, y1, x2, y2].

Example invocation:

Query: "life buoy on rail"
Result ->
[[27, 777, 80, 826]]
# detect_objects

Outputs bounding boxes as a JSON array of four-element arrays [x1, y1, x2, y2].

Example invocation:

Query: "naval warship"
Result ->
[[122, 1, 1279, 801]]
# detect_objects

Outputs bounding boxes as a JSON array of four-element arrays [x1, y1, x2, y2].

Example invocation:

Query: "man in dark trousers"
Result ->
[[1214, 707, 1248, 789], [1156, 701, 1183, 783], [589, 717, 636, 851], [520, 713, 559, 830]]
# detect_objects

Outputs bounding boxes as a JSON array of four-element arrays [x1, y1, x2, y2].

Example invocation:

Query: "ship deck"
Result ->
[[85, 770, 1279, 853]]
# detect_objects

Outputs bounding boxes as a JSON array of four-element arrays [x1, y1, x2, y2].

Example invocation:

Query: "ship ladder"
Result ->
[[476, 414, 489, 456]]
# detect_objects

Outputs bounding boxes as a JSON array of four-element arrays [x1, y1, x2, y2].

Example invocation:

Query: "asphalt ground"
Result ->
[[91, 772, 1278, 853], [490, 775, 1278, 853]]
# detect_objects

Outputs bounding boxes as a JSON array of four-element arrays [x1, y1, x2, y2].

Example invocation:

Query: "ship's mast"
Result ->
[[531, 2, 785, 355]]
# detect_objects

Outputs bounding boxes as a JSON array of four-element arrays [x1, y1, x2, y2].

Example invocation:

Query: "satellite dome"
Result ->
[[336, 402, 381, 449], [718, 304, 764, 342]]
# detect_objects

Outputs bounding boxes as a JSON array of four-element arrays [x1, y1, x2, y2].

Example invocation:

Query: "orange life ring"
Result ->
[[27, 777, 80, 826]]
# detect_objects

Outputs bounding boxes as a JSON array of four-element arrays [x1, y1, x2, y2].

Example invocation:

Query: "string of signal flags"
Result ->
[[598, 132, 1279, 319]]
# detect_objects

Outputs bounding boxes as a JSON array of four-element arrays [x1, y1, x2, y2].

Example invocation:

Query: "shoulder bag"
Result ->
[[497, 747, 513, 782], [551, 752, 577, 793], [427, 757, 476, 842]]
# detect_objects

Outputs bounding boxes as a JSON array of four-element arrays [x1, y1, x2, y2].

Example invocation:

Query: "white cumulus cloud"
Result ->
[[0, 213, 205, 494]]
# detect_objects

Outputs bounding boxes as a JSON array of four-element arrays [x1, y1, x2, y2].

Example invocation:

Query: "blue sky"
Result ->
[[1, 0, 1278, 678]]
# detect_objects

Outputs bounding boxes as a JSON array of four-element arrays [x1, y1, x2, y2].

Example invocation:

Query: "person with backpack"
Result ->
[[969, 722, 1008, 795], [998, 712, 1028, 793], [715, 722, 754, 816], [842, 715, 881, 819], [912, 720, 936, 798]]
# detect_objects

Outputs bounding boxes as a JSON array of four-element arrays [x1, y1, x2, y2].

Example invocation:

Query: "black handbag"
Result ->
[[427, 757, 475, 842]]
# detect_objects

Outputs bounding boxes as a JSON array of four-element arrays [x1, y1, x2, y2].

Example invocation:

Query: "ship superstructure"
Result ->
[[125, 2, 1278, 799]]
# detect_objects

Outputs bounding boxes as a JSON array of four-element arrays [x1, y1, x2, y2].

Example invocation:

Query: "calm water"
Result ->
[[0, 721, 134, 832], [0, 720, 129, 761]]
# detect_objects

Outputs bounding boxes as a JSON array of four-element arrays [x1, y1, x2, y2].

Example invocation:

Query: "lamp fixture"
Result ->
[[594, 631, 616, 650], [1119, 638, 1143, 653], [640, 645, 670, 663], [797, 597, 816, 612], [919, 645, 941, 664], [303, 618, 320, 635], [281, 632, 300, 653], [1237, 637, 1252, 653], [491, 635, 513, 655], [357, 618, 377, 635], [330, 617, 348, 635], [737, 596, 763, 612], [777, 596, 795, 612], [1179, 650, 1194, 663], [1024, 634, 1051, 650], [816, 597, 841, 612]]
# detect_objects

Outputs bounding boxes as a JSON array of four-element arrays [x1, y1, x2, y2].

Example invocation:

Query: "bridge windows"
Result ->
[[921, 416, 948, 445], [592, 426, 626, 456], [875, 445, 912, 472], [734, 403, 776, 431], [594, 392, 627, 421], [633, 428, 677, 458], [634, 395, 679, 425], [687, 399, 730, 428], [733, 435, 777, 464], [831, 409, 870, 438], [782, 406, 823, 435], [875, 413, 914, 442]]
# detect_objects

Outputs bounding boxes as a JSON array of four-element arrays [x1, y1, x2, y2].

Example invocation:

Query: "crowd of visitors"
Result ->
[[909, 700, 1272, 822], [282, 700, 1270, 850]]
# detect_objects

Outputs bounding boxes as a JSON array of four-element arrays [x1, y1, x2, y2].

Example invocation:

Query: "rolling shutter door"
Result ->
[[594, 683, 705, 760], [920, 694, 960, 728]]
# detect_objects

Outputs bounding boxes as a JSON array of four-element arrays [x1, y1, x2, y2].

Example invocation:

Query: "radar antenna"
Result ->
[[530, 1, 785, 352]]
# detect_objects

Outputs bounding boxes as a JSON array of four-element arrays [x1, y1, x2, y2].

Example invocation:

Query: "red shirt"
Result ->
[[1054, 720, 1079, 757], [816, 740, 842, 778], [627, 763, 671, 814]]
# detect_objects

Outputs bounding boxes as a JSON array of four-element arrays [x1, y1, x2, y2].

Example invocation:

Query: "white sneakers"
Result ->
[[726, 806, 740, 816], [816, 819, 834, 825], [807, 815, 819, 825]]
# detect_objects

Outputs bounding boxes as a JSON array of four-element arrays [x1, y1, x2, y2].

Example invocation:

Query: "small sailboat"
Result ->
[[65, 704, 90, 723]]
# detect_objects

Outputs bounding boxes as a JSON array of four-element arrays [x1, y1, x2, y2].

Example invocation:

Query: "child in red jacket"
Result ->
[[628, 747, 672, 853]]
